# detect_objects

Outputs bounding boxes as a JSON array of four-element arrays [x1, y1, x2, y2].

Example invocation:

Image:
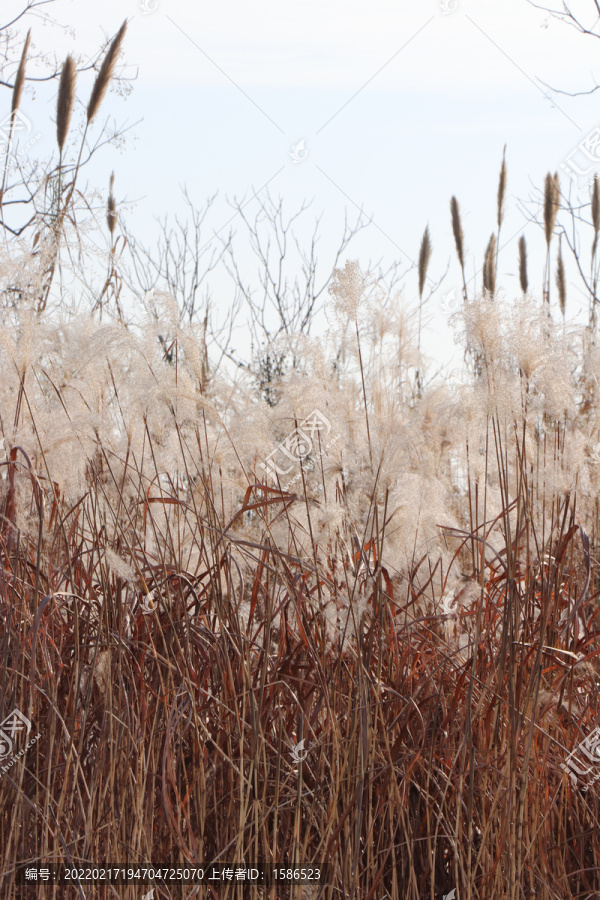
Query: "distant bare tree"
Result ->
[[122, 189, 384, 403], [121, 189, 229, 326], [214, 191, 408, 404]]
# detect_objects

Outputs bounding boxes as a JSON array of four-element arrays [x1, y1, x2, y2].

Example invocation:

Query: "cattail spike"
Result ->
[[87, 20, 127, 124], [483, 233, 496, 296], [57, 55, 76, 153], [518, 235, 528, 294], [556, 235, 566, 318], [418, 225, 432, 299], [107, 171, 117, 236], [497, 144, 507, 231], [592, 175, 600, 237], [12, 29, 31, 117], [450, 196, 464, 269], [544, 171, 560, 248]]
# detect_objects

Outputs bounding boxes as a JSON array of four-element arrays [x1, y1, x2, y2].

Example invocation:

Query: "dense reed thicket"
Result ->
[[1, 234, 600, 899], [1, 17, 600, 900]]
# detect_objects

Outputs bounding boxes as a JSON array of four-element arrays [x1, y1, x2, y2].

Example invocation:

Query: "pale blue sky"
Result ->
[[5, 0, 600, 375]]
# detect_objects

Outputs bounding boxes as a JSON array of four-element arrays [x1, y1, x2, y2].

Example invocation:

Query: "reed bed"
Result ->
[[0, 261, 599, 900], [0, 26, 600, 897]]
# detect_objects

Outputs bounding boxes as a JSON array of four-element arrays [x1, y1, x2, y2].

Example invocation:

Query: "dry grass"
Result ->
[[0, 38, 599, 897], [0, 296, 599, 900]]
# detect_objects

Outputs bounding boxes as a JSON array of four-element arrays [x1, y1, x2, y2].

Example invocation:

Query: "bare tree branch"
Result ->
[[121, 189, 229, 324]]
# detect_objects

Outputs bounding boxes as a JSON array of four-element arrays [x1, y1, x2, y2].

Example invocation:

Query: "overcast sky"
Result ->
[[5, 0, 600, 376]]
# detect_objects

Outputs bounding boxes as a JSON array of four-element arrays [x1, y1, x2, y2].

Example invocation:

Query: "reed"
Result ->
[[543, 171, 560, 309], [556, 234, 566, 318], [483, 232, 496, 296], [591, 175, 599, 330], [497, 144, 507, 231], [10, 29, 30, 118], [0, 91, 599, 900], [418, 224, 432, 301], [38, 21, 128, 315], [450, 194, 468, 300], [495, 144, 506, 274], [544, 171, 560, 249], [56, 55, 76, 154], [518, 234, 528, 294], [86, 21, 127, 124], [106, 171, 117, 236], [416, 225, 432, 395], [0, 30, 31, 208]]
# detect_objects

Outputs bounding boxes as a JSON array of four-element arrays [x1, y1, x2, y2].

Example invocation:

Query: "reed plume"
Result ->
[[450, 196, 464, 268], [483, 233, 496, 296], [416, 225, 432, 397], [1, 30, 31, 208], [518, 235, 528, 294], [543, 172, 560, 309], [496, 144, 506, 274], [497, 144, 507, 231], [107, 172, 117, 236], [40, 24, 127, 314], [87, 21, 127, 124], [592, 175, 600, 260], [592, 176, 600, 330], [56, 55, 76, 153], [418, 225, 431, 300], [544, 172, 560, 249], [556, 235, 566, 318], [11, 29, 31, 117], [451, 195, 468, 300]]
